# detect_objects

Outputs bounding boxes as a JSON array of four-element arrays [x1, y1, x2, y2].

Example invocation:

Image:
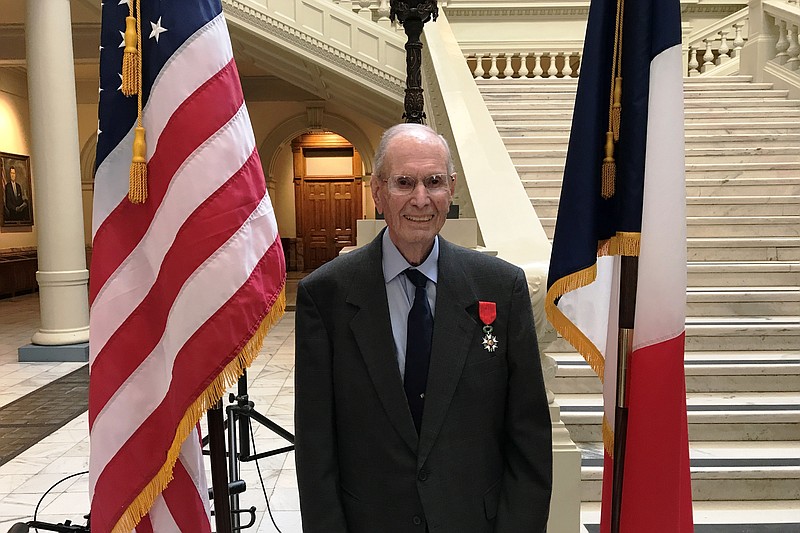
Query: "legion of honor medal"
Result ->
[[478, 301, 498, 353]]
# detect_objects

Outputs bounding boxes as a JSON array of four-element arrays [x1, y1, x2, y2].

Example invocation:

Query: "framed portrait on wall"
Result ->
[[1, 152, 34, 227]]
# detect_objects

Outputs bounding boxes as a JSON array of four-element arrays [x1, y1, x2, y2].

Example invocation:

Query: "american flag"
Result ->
[[89, 1, 286, 531]]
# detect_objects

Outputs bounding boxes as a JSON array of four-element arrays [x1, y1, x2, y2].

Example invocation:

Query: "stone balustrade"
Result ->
[[687, 13, 750, 76], [766, 0, 800, 71], [464, 51, 582, 79]]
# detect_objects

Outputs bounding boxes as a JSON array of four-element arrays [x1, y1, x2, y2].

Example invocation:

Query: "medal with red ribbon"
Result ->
[[478, 301, 498, 352]]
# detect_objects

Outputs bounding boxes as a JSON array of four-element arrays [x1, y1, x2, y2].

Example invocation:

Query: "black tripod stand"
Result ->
[[204, 370, 295, 532]]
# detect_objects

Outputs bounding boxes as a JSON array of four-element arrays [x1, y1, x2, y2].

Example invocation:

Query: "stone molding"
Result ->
[[223, 0, 405, 97]]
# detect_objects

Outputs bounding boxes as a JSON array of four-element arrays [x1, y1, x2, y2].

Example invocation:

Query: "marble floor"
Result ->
[[1, 289, 799, 532]]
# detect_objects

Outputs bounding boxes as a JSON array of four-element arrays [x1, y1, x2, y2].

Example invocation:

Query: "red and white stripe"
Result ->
[[89, 13, 285, 533]]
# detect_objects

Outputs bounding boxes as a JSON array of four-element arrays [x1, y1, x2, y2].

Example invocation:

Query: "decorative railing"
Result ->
[[764, 0, 800, 72], [686, 8, 750, 76], [331, 0, 394, 28], [464, 51, 583, 79]]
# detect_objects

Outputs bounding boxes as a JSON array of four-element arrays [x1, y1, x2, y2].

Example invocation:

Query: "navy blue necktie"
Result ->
[[404, 268, 433, 434]]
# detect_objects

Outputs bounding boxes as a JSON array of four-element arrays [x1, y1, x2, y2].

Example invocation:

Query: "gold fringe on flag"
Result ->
[[544, 232, 641, 386], [121, 16, 139, 97], [544, 264, 606, 380], [602, 415, 615, 456], [111, 288, 287, 533]]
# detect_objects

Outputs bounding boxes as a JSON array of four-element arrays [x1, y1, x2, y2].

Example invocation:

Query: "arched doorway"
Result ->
[[292, 132, 363, 270]]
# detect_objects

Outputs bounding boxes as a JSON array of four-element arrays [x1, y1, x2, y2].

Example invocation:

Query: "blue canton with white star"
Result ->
[[96, 0, 223, 170]]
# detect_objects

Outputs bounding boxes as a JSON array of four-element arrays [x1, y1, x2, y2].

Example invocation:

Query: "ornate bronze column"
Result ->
[[390, 1, 438, 123]]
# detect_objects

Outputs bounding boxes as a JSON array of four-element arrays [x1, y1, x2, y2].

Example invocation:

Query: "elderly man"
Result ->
[[295, 123, 552, 533]]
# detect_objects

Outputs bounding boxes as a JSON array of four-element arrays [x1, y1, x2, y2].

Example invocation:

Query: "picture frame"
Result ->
[[1, 151, 34, 227]]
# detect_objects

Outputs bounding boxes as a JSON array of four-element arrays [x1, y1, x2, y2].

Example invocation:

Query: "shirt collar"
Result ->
[[382, 229, 439, 284]]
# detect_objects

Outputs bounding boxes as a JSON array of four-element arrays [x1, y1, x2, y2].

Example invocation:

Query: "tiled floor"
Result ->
[[0, 284, 304, 533]]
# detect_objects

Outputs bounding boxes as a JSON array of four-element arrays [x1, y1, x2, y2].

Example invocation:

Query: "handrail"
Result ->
[[687, 7, 750, 44]]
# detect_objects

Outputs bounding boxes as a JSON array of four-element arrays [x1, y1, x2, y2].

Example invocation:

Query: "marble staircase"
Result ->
[[477, 75, 800, 519]]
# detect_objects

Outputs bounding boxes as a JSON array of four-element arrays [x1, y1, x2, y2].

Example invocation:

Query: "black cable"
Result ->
[[32, 470, 89, 532], [248, 418, 283, 533]]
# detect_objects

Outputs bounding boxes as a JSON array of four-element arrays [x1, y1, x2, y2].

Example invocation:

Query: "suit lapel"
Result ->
[[417, 238, 477, 466], [347, 235, 419, 452]]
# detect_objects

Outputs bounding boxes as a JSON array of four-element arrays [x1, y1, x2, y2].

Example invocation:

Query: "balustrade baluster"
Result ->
[[732, 23, 745, 57], [377, 0, 391, 28], [701, 38, 715, 72], [688, 45, 700, 76], [518, 52, 529, 78], [532, 52, 543, 78], [546, 53, 558, 77], [503, 53, 515, 78], [356, 0, 373, 20], [786, 24, 800, 70], [488, 53, 500, 79], [575, 51, 582, 77], [474, 54, 485, 78], [717, 31, 730, 63], [775, 20, 790, 64], [562, 52, 573, 78]]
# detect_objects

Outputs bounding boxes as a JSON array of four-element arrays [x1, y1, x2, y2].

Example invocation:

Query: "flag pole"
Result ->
[[208, 401, 233, 533], [611, 254, 638, 533]]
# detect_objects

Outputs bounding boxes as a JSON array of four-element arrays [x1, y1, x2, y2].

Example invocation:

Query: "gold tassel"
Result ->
[[611, 76, 622, 141], [129, 126, 147, 204], [601, 131, 616, 199], [121, 16, 139, 97]]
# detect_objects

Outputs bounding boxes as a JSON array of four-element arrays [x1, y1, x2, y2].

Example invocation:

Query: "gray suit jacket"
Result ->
[[295, 234, 552, 533]]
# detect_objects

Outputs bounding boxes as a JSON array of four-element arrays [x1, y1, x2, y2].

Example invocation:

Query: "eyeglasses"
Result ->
[[383, 174, 453, 196]]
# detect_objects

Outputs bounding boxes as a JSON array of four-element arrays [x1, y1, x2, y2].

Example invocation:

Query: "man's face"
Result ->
[[372, 131, 455, 261], [9, 168, 16, 182]]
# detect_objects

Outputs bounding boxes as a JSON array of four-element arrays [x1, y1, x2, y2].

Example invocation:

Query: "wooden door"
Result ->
[[300, 177, 360, 270]]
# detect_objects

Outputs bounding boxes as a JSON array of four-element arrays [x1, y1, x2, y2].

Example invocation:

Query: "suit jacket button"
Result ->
[[418, 470, 428, 481], [412, 516, 422, 526]]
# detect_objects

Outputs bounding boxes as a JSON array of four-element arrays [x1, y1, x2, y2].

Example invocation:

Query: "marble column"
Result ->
[[21, 0, 90, 360]]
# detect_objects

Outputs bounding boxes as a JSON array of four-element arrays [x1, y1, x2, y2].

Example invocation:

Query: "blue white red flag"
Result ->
[[89, 1, 286, 531], [545, 0, 693, 530]]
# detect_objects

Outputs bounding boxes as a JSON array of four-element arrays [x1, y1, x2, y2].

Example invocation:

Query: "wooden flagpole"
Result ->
[[611, 255, 639, 533]]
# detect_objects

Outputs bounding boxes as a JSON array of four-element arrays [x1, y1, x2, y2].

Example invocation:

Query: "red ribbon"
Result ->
[[478, 301, 496, 326]]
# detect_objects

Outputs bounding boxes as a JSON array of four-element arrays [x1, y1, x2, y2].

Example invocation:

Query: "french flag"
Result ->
[[545, 0, 694, 531]]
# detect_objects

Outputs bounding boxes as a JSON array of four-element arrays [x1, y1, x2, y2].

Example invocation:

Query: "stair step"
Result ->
[[685, 318, 800, 351], [557, 396, 800, 442], [551, 353, 800, 395], [541, 215, 800, 238], [531, 196, 800, 218], [486, 99, 800, 111], [491, 109, 800, 122], [687, 262, 800, 288], [525, 177, 800, 197], [545, 319, 800, 353], [686, 237, 800, 262], [580, 499, 800, 529], [519, 161, 800, 177], [687, 288, 800, 316], [501, 132, 800, 147], [578, 441, 800, 501]]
